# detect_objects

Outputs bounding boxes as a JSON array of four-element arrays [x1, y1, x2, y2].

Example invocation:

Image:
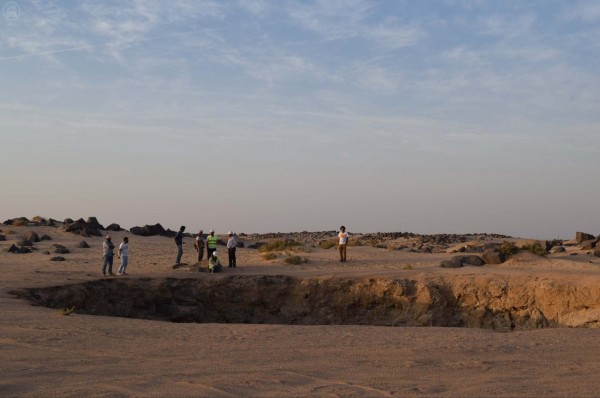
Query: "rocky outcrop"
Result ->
[[130, 223, 170, 237], [482, 249, 505, 265], [86, 217, 105, 230], [64, 218, 102, 237], [576, 232, 595, 244], [441, 255, 485, 268], [105, 223, 124, 232], [24, 231, 40, 242], [580, 239, 598, 250]]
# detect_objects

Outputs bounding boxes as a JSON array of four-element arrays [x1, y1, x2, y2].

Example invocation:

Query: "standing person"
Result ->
[[194, 230, 205, 263], [117, 237, 129, 275], [102, 235, 116, 276], [208, 251, 222, 273], [226, 231, 238, 268], [338, 226, 349, 262], [206, 229, 218, 259], [174, 226, 185, 265]]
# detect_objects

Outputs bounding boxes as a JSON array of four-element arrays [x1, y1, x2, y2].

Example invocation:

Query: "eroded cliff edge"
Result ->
[[15, 274, 600, 330]]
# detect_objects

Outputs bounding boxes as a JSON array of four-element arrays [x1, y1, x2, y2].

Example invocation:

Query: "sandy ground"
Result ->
[[2, 225, 600, 397]]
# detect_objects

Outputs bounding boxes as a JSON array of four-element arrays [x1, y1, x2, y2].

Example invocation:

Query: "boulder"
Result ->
[[550, 246, 566, 254], [17, 247, 32, 254], [0, 234, 5, 241], [86, 217, 105, 230], [64, 219, 102, 237], [130, 223, 168, 237], [576, 232, 595, 244], [63, 218, 74, 224], [17, 240, 34, 247], [25, 231, 40, 242], [440, 259, 462, 268], [40, 234, 52, 241], [105, 223, 124, 232], [594, 247, 600, 258], [580, 239, 598, 251], [419, 246, 433, 253], [52, 244, 70, 254], [77, 241, 91, 249], [7, 244, 19, 253], [236, 241, 245, 248], [440, 255, 485, 268], [482, 249, 505, 265], [50, 256, 66, 261]]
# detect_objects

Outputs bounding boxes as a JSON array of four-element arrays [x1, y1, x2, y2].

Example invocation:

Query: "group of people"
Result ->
[[101, 225, 350, 276], [101, 235, 129, 277], [174, 226, 239, 273]]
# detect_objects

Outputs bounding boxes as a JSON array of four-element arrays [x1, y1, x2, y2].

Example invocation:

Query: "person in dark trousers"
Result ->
[[206, 229, 218, 259], [102, 235, 116, 276], [174, 226, 185, 265], [338, 226, 349, 262], [194, 229, 205, 263], [226, 231, 238, 268]]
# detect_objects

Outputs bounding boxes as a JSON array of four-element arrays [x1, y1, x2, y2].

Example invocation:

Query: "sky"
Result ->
[[1, 0, 599, 238]]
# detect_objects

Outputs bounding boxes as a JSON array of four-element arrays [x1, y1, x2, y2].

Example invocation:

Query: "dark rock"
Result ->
[[105, 223, 124, 232], [0, 234, 5, 241], [50, 256, 66, 261], [235, 241, 245, 248], [130, 223, 168, 237], [419, 247, 432, 253], [18, 240, 34, 247], [40, 234, 52, 241], [580, 239, 598, 250], [86, 217, 105, 230], [441, 255, 485, 268], [594, 247, 600, 258], [570, 253, 578, 256], [7, 244, 19, 253], [3, 219, 12, 225], [52, 244, 70, 254], [25, 231, 40, 242], [247, 242, 266, 250], [482, 249, 505, 265], [17, 246, 32, 254], [63, 218, 74, 224], [550, 246, 566, 254], [576, 232, 595, 244], [64, 219, 101, 237], [42, 251, 51, 255], [440, 260, 462, 268], [217, 239, 227, 246], [77, 241, 91, 249]]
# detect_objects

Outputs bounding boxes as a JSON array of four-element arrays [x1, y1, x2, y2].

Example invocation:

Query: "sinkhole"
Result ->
[[14, 274, 596, 330]]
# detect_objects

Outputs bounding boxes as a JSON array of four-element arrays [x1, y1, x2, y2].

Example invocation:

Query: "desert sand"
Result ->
[[2, 222, 600, 397]]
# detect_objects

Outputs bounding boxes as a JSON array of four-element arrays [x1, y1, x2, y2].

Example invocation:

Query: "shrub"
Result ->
[[258, 239, 301, 252], [262, 253, 277, 260], [318, 239, 337, 249], [284, 255, 307, 265], [348, 239, 364, 247], [521, 242, 547, 256], [57, 306, 75, 316], [499, 241, 519, 256]]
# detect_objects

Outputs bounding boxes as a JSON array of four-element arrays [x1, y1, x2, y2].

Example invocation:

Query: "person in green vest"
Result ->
[[206, 229, 218, 258], [208, 251, 222, 273]]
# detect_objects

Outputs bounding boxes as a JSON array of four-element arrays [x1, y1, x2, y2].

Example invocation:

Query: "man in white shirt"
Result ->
[[117, 237, 129, 275], [338, 226, 349, 262], [226, 231, 238, 268]]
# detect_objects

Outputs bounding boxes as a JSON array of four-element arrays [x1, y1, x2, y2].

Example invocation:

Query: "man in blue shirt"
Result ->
[[174, 226, 185, 265]]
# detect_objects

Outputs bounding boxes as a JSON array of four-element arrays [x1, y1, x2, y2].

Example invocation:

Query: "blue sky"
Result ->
[[1, 0, 599, 238]]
